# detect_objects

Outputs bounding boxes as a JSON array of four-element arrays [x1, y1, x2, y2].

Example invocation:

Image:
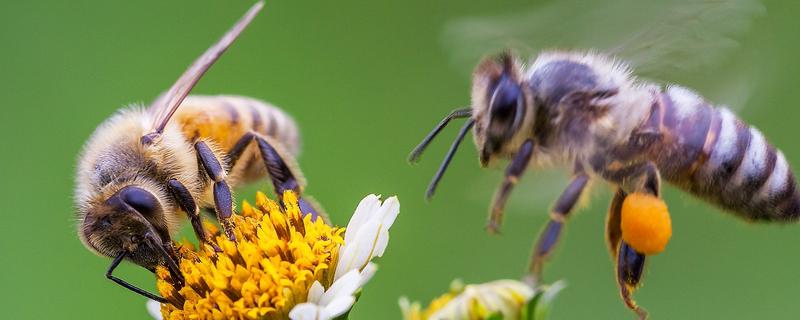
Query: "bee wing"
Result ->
[[147, 1, 264, 136], [606, 0, 764, 80], [442, 0, 763, 83]]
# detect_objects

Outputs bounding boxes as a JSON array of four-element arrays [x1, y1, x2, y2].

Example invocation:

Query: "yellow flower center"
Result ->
[[156, 191, 344, 320]]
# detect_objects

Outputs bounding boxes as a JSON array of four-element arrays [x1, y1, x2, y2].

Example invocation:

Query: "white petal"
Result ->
[[146, 300, 163, 320], [323, 296, 356, 318], [371, 229, 390, 258], [334, 247, 353, 280], [307, 281, 325, 303], [320, 269, 361, 305], [345, 194, 380, 243], [378, 196, 400, 228], [334, 242, 358, 280], [289, 303, 330, 320], [359, 262, 378, 287], [336, 220, 380, 279]]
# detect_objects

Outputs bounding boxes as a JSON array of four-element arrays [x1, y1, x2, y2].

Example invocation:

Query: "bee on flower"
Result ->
[[148, 191, 399, 320]]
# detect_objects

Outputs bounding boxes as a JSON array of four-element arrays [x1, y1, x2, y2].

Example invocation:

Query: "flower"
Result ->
[[400, 279, 564, 320], [151, 191, 399, 320]]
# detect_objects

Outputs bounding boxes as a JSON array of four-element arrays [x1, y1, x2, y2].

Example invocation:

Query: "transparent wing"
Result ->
[[442, 0, 764, 82], [444, 0, 764, 193], [147, 1, 264, 136], [608, 0, 764, 79]]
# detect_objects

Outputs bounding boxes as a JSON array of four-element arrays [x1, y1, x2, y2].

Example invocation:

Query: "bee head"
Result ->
[[471, 52, 533, 166], [79, 185, 171, 270], [408, 51, 539, 200]]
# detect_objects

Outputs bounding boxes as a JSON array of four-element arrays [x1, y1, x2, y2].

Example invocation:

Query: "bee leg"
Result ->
[[617, 242, 648, 319], [228, 132, 320, 220], [167, 179, 221, 252], [607, 163, 661, 320], [525, 168, 589, 286], [605, 189, 626, 257], [488, 139, 534, 234], [195, 141, 236, 241], [607, 188, 648, 319]]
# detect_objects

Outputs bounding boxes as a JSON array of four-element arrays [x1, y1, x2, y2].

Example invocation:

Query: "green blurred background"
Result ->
[[2, 0, 800, 319]]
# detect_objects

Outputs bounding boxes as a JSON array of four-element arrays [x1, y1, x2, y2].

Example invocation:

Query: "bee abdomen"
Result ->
[[689, 104, 799, 221], [177, 95, 300, 156], [239, 96, 300, 155]]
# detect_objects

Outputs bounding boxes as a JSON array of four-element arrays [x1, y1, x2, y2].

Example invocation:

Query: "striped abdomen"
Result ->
[[174, 95, 299, 154], [174, 95, 300, 183], [645, 86, 798, 222]]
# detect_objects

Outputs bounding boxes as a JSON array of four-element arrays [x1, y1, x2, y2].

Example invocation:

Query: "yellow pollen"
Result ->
[[155, 191, 344, 320], [621, 192, 672, 255]]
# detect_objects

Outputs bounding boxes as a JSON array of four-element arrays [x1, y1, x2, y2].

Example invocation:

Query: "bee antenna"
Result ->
[[425, 118, 475, 201], [105, 251, 170, 304], [408, 107, 473, 163]]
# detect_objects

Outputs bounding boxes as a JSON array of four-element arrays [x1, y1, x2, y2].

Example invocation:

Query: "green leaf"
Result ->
[[486, 312, 505, 320], [521, 291, 543, 320], [521, 281, 567, 320]]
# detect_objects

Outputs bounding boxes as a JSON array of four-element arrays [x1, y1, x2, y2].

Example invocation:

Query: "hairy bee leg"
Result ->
[[301, 195, 332, 225], [487, 139, 534, 234], [167, 179, 221, 252], [618, 242, 648, 320], [255, 135, 319, 218], [526, 170, 589, 285], [106, 251, 169, 304], [606, 162, 661, 320], [195, 141, 236, 241], [607, 189, 648, 319], [228, 132, 319, 219], [605, 189, 626, 257], [604, 162, 662, 254]]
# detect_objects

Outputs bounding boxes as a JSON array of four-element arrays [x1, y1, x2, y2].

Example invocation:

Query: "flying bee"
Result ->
[[75, 1, 320, 302], [409, 0, 790, 318]]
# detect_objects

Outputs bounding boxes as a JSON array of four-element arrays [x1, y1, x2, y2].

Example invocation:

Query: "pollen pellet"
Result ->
[[621, 193, 672, 255]]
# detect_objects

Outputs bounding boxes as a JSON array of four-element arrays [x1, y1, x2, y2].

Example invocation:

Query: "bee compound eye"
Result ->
[[490, 77, 523, 125], [119, 186, 160, 217]]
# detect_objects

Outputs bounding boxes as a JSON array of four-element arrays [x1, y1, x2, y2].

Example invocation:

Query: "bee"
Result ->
[[75, 1, 319, 302], [409, 2, 795, 318], [412, 50, 800, 318]]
